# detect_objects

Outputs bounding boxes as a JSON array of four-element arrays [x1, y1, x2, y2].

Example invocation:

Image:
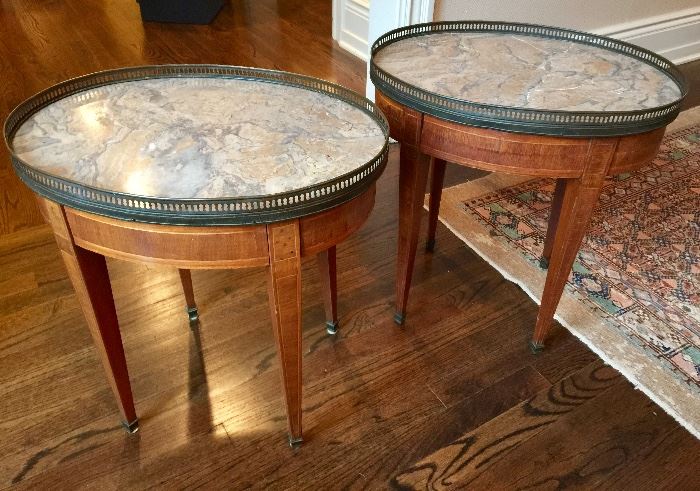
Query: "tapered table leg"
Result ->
[[540, 178, 567, 269], [530, 140, 617, 353], [395, 144, 431, 325], [37, 198, 138, 432], [178, 269, 198, 323], [426, 158, 447, 252], [316, 246, 338, 335], [266, 220, 303, 446]]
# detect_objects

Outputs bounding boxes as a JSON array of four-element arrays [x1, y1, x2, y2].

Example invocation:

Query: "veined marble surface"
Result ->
[[12, 77, 385, 199], [374, 32, 681, 112]]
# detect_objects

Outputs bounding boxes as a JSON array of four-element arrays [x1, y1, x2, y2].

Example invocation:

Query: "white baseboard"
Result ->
[[336, 0, 370, 61], [595, 7, 700, 65]]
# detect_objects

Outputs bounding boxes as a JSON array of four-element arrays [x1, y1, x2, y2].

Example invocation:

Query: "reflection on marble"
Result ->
[[374, 32, 681, 111], [12, 78, 385, 198]]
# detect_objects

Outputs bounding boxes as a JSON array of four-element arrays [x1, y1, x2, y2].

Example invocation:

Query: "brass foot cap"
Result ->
[[393, 312, 405, 325], [326, 321, 339, 335], [529, 341, 545, 355], [288, 435, 303, 448], [122, 419, 139, 434], [186, 306, 199, 324]]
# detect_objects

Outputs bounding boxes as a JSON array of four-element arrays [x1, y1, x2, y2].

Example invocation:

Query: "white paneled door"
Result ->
[[332, 0, 435, 99]]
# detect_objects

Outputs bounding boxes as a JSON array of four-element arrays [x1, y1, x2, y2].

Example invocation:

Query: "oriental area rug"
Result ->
[[429, 107, 700, 438]]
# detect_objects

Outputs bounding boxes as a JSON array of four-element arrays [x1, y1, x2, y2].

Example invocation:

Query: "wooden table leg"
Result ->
[[426, 158, 447, 252], [530, 140, 617, 352], [395, 144, 431, 325], [540, 178, 567, 269], [178, 268, 199, 324], [316, 246, 338, 335], [266, 220, 303, 446], [37, 199, 138, 432]]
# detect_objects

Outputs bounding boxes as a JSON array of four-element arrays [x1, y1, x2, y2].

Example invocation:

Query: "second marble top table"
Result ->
[[5, 65, 389, 446], [370, 21, 687, 352]]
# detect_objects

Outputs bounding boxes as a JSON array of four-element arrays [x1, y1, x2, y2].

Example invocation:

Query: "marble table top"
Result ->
[[373, 32, 681, 112], [11, 77, 386, 199]]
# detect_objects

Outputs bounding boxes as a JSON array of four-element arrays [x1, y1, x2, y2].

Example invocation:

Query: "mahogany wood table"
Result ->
[[370, 21, 687, 352], [4, 65, 388, 446]]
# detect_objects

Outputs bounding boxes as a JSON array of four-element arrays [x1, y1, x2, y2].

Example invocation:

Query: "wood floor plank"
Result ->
[[597, 425, 700, 490], [528, 326, 600, 384], [390, 361, 622, 489], [423, 378, 699, 490]]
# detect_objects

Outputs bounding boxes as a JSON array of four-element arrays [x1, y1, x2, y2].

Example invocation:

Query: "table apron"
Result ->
[[376, 91, 665, 178], [419, 116, 665, 178], [65, 208, 270, 269], [60, 184, 376, 269]]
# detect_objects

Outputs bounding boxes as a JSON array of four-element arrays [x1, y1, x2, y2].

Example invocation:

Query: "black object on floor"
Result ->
[[137, 0, 225, 24]]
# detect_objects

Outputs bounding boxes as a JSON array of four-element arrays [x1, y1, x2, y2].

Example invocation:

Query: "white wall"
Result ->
[[432, 0, 700, 64], [433, 0, 698, 31]]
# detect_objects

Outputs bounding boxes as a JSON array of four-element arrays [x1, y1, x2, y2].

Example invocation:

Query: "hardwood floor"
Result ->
[[1, 0, 699, 488]]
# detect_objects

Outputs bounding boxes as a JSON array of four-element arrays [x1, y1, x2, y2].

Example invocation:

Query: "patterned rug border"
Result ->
[[427, 107, 700, 440]]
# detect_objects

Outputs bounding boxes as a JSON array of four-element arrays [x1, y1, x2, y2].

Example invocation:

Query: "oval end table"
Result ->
[[370, 21, 688, 353], [4, 65, 389, 446]]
